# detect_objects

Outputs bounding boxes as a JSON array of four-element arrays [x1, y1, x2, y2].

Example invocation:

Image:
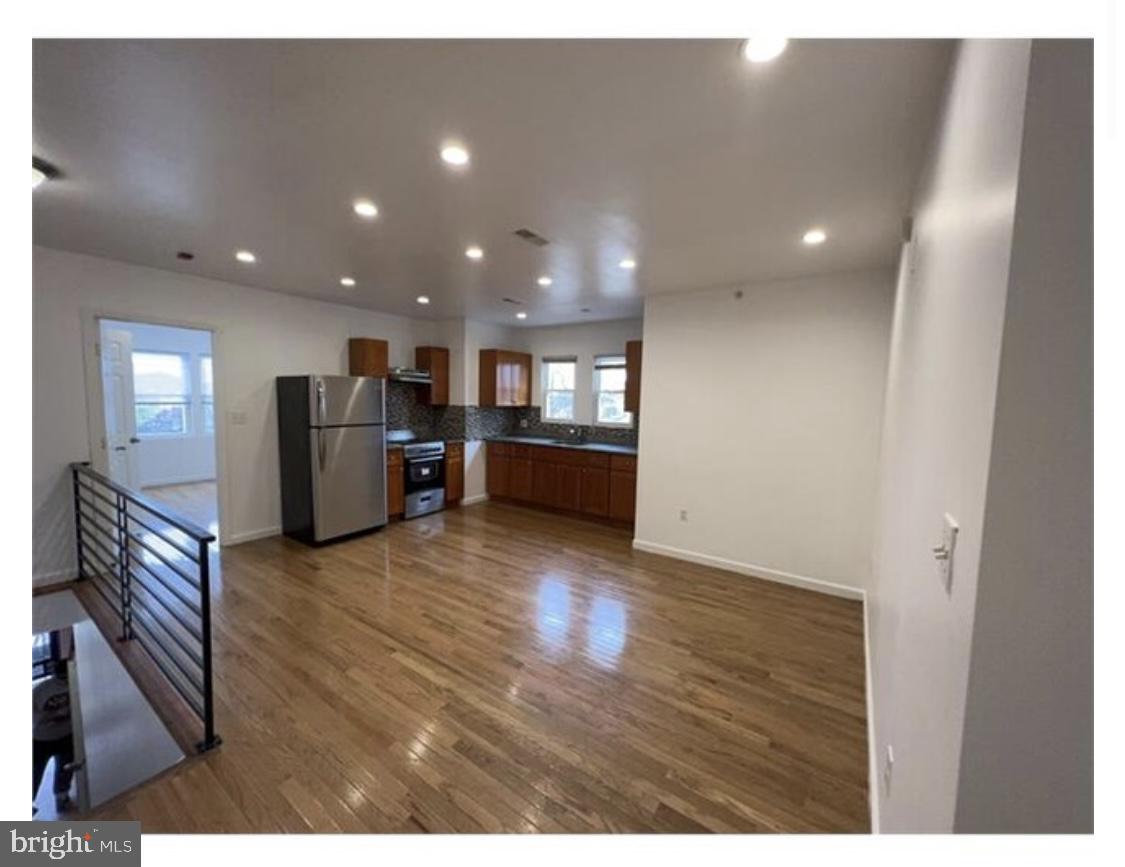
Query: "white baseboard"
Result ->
[[630, 539, 865, 600], [461, 493, 489, 507], [33, 568, 78, 589], [223, 525, 280, 546], [863, 592, 879, 834]]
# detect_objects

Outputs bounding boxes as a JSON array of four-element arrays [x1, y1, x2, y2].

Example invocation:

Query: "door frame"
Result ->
[[80, 309, 230, 546]]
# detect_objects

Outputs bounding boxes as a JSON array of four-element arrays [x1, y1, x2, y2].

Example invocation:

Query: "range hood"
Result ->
[[388, 366, 433, 385]]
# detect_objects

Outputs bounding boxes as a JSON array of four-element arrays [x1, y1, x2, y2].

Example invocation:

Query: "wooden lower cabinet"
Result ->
[[387, 448, 405, 517], [445, 442, 464, 504], [580, 467, 610, 517], [486, 440, 635, 524]]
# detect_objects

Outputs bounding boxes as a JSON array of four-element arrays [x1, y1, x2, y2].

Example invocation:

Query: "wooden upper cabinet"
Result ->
[[415, 346, 450, 406], [479, 349, 532, 407], [348, 338, 390, 378], [625, 340, 643, 414]]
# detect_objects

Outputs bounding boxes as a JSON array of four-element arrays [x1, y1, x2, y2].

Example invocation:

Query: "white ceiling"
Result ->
[[33, 39, 952, 326]]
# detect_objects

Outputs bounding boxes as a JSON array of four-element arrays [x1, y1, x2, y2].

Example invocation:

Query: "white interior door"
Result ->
[[100, 329, 139, 488]]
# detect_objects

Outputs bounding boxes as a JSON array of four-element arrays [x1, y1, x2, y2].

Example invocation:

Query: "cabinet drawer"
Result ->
[[510, 444, 534, 459], [581, 451, 610, 469], [387, 447, 404, 466], [446, 441, 464, 458], [610, 454, 637, 473], [487, 441, 510, 457]]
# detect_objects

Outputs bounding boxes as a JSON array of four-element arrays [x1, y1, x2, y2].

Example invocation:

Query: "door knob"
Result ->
[[129, 437, 141, 444], [113, 446, 127, 452]]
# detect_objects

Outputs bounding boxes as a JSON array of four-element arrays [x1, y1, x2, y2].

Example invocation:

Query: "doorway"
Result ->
[[94, 319, 220, 540]]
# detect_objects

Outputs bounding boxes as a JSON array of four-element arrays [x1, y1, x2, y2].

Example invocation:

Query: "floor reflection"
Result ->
[[533, 578, 628, 670], [535, 578, 571, 650]]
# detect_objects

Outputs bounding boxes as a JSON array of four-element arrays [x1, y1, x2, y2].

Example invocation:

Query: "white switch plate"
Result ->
[[938, 513, 959, 593]]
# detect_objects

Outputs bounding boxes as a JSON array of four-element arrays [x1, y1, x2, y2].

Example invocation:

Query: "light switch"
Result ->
[[932, 513, 959, 593]]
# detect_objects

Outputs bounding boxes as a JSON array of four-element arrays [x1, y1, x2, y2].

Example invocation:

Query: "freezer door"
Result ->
[[310, 375, 385, 427], [310, 425, 387, 540]]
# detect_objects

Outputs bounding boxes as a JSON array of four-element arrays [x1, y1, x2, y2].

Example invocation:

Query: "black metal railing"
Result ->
[[70, 462, 221, 752]]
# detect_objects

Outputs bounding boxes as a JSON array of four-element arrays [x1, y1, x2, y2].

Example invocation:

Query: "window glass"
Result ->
[[594, 355, 633, 426], [542, 358, 577, 421], [200, 356, 214, 433], [132, 352, 190, 436]]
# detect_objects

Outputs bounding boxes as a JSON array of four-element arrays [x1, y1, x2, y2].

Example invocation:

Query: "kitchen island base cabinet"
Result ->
[[486, 441, 635, 525]]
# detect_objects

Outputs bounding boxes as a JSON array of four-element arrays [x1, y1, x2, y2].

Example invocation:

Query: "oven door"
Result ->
[[404, 456, 444, 493]]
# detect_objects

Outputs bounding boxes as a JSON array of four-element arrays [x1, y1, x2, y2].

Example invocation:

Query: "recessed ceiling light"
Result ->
[[353, 199, 378, 219], [465, 245, 484, 260], [516, 311, 528, 320], [537, 276, 553, 287], [340, 277, 356, 287], [32, 166, 46, 189], [619, 258, 637, 270], [416, 295, 430, 305], [742, 38, 789, 64], [441, 143, 470, 167], [802, 228, 827, 246], [235, 250, 256, 263]]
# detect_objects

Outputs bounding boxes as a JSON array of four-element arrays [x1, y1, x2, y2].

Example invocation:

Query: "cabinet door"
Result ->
[[387, 456, 405, 516], [556, 464, 582, 512], [486, 453, 510, 497], [625, 340, 642, 414], [609, 471, 637, 522], [510, 458, 534, 501], [349, 338, 389, 378], [445, 456, 463, 503], [580, 467, 610, 517], [531, 460, 556, 505], [416, 346, 450, 406]]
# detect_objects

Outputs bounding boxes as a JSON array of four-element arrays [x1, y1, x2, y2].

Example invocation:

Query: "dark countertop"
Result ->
[[486, 435, 638, 456]]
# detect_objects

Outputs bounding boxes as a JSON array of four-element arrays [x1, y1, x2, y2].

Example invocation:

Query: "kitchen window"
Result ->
[[594, 354, 633, 427], [133, 351, 192, 436], [542, 357, 577, 421]]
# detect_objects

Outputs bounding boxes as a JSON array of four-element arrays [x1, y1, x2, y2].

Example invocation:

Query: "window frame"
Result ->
[[131, 350, 194, 439], [541, 356, 578, 422], [593, 354, 634, 428], [199, 354, 214, 434]]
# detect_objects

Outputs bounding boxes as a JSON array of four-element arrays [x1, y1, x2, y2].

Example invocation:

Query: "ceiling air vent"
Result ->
[[512, 228, 550, 247]]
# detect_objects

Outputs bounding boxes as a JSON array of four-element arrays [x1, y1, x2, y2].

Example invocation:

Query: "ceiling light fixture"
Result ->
[[416, 295, 430, 305], [465, 245, 484, 260], [340, 277, 356, 287], [353, 199, 379, 219], [537, 276, 553, 287], [235, 250, 256, 263], [516, 311, 528, 320], [619, 258, 637, 270], [802, 228, 827, 246], [742, 37, 789, 64], [441, 143, 470, 167]]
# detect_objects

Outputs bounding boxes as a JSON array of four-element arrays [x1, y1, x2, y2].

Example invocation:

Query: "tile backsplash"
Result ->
[[385, 380, 638, 446]]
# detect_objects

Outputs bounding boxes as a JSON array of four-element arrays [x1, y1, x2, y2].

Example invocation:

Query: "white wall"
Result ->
[[33, 246, 435, 584], [524, 319, 643, 427], [101, 319, 216, 487], [633, 268, 894, 595], [953, 40, 1092, 833], [868, 40, 1033, 832]]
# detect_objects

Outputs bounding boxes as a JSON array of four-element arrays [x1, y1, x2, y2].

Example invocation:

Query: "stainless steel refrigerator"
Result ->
[[276, 375, 387, 544]]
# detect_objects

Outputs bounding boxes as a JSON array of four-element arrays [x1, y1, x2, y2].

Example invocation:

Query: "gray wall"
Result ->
[[955, 39, 1093, 833]]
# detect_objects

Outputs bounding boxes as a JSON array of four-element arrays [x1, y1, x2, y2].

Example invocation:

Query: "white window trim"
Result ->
[[541, 356, 578, 422], [593, 354, 634, 428]]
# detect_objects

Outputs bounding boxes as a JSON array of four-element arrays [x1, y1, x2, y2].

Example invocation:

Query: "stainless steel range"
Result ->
[[403, 440, 445, 519]]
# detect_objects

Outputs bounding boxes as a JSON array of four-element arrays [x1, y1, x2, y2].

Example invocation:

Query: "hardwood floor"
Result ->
[[143, 482, 219, 539], [87, 500, 869, 833]]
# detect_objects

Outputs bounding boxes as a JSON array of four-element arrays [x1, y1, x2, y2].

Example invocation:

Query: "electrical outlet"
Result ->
[[932, 513, 959, 593], [883, 744, 895, 793], [519, 418, 529, 429], [679, 509, 688, 522]]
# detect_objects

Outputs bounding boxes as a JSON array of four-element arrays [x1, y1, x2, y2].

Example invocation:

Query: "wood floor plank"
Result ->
[[86, 500, 869, 832]]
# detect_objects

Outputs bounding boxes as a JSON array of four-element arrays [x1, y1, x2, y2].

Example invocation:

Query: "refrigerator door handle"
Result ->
[[317, 429, 326, 471], [315, 379, 327, 425]]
